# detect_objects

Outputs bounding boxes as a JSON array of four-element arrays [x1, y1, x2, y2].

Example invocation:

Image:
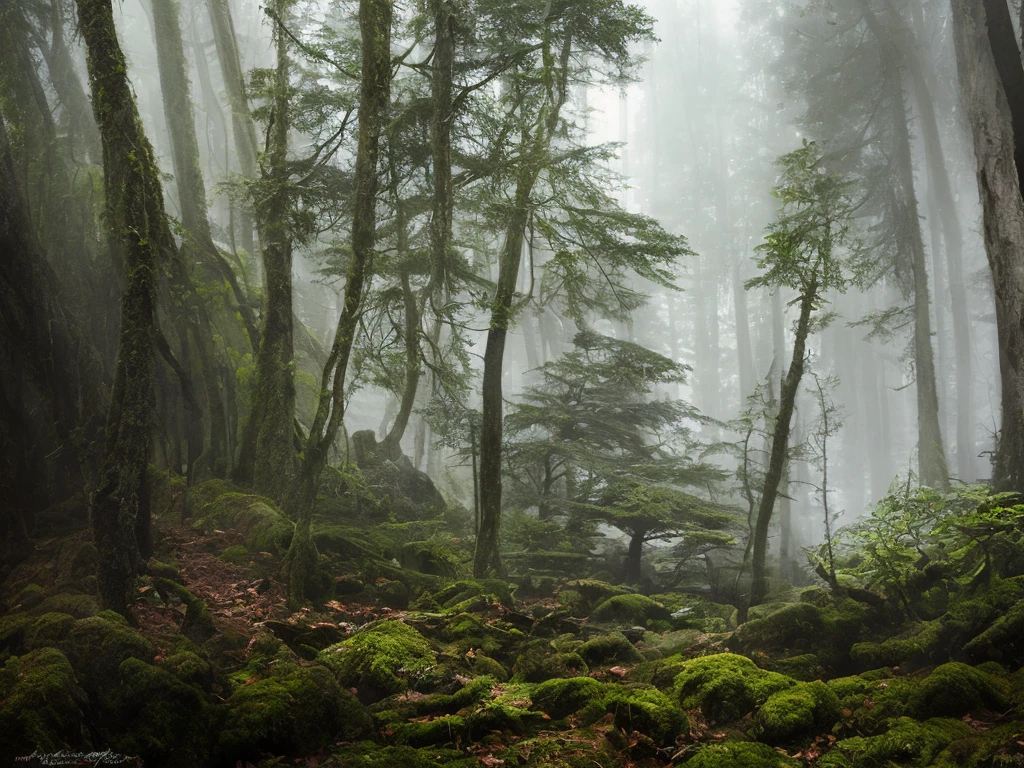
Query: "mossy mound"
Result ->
[[400, 540, 461, 577], [682, 741, 801, 767], [218, 664, 373, 761], [817, 717, 973, 768], [962, 597, 1024, 667], [219, 543, 250, 565], [768, 653, 827, 682], [319, 620, 436, 702], [110, 657, 210, 767], [590, 594, 671, 626], [849, 620, 942, 670], [426, 579, 516, 611], [910, 662, 1007, 719], [30, 593, 99, 619], [52, 539, 99, 591], [160, 650, 214, 689], [557, 580, 632, 616], [0, 648, 89, 757], [733, 602, 824, 655], [674, 653, 794, 723], [24, 612, 76, 650], [513, 639, 589, 682], [592, 685, 689, 747], [324, 743, 478, 768], [577, 632, 644, 667], [59, 614, 153, 700], [192, 492, 293, 553], [754, 680, 841, 744], [531, 676, 605, 719]]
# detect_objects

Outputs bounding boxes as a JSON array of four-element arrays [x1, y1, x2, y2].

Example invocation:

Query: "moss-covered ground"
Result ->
[[3, 475, 1024, 768]]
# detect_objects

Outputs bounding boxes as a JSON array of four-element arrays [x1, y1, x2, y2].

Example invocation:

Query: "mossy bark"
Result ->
[[76, 0, 175, 614], [248, 0, 298, 504], [285, 0, 392, 605]]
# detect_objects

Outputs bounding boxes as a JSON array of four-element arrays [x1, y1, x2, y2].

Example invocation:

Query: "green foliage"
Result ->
[[818, 717, 973, 768], [683, 742, 801, 768]]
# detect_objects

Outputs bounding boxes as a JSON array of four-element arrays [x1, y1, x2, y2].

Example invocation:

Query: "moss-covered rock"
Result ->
[[30, 593, 99, 619], [910, 662, 1007, 719], [192, 492, 293, 553], [428, 579, 516, 611], [513, 639, 589, 682], [818, 717, 973, 768], [531, 676, 605, 719], [153, 578, 217, 643], [319, 620, 436, 702], [324, 743, 479, 768], [849, 620, 943, 670], [560, 580, 632, 615], [754, 680, 841, 744], [769, 653, 826, 682], [13, 583, 46, 611], [0, 648, 89, 757], [578, 632, 644, 667], [218, 544, 250, 565], [472, 653, 509, 682], [962, 597, 1024, 667], [682, 741, 801, 767], [59, 614, 153, 700], [110, 657, 210, 767], [160, 651, 214, 689], [52, 538, 99, 591], [597, 685, 689, 747], [218, 664, 373, 761], [390, 714, 468, 747], [24, 612, 75, 649], [591, 594, 671, 626], [674, 653, 794, 723], [400, 540, 461, 577], [733, 602, 824, 655]]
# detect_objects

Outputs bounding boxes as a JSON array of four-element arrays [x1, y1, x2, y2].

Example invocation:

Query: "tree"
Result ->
[[285, 0, 392, 605], [506, 330, 731, 584], [950, 0, 1024, 493], [746, 141, 860, 609], [76, 0, 179, 614]]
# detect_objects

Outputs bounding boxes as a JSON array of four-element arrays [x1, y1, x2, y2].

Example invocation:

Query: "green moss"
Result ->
[[597, 685, 689, 747], [391, 715, 468, 747], [734, 602, 824, 655], [153, 578, 216, 643], [472, 653, 509, 682], [513, 638, 590, 682], [59, 615, 153, 700], [192, 492, 293, 553], [0, 648, 88, 756], [0, 613, 34, 653], [160, 651, 213, 688], [110, 657, 210, 766], [219, 544, 250, 565], [531, 676, 605, 719], [429, 579, 516, 610], [319, 620, 436, 702], [31, 593, 99, 619], [218, 664, 372, 760], [400, 540, 461, 577], [683, 741, 801, 767], [755, 680, 841, 744], [577, 632, 644, 667], [52, 539, 99, 591], [324, 743, 479, 768], [769, 653, 826, 681], [147, 466, 187, 520], [590, 594, 671, 626], [13, 584, 46, 610], [821, 717, 972, 768], [911, 662, 1007, 719], [849, 620, 943, 670], [674, 653, 794, 723], [963, 598, 1024, 666], [24, 612, 75, 649]]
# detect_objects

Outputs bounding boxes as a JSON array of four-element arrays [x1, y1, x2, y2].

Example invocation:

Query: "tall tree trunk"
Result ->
[[205, 0, 258, 257], [248, 2, 297, 503], [285, 0, 392, 604], [476, 32, 574, 577], [950, 0, 1024, 492], [77, 0, 174, 614], [625, 527, 646, 585], [750, 281, 816, 607]]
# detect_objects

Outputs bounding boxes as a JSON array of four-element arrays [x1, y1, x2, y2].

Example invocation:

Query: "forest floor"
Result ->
[[2, 474, 1024, 768]]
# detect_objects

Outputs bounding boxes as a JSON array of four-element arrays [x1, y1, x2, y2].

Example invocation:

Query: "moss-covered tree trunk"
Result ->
[[749, 280, 816, 607], [284, 0, 392, 605], [248, 1, 298, 504], [76, 0, 174, 614], [951, 0, 1024, 493]]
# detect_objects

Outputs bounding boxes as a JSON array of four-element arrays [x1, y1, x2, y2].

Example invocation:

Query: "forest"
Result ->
[[3, 0, 1024, 765]]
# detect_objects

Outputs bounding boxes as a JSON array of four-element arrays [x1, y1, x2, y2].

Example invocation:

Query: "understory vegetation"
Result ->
[[3, 475, 1024, 767]]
